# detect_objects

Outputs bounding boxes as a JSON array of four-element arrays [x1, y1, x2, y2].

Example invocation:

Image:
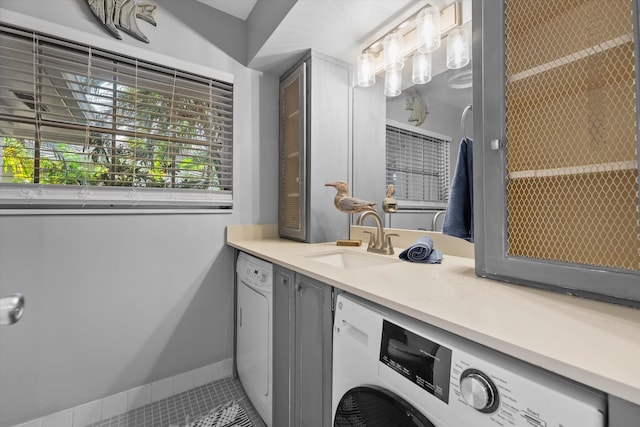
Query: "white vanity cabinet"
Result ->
[[273, 264, 334, 427], [474, 0, 640, 306]]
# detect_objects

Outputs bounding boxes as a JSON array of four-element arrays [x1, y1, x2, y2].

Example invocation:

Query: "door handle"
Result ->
[[1, 293, 25, 325]]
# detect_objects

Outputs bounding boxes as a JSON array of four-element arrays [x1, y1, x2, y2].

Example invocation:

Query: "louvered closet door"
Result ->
[[476, 0, 640, 305]]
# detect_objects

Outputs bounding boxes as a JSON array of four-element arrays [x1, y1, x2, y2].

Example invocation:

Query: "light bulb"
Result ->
[[384, 68, 402, 97], [383, 31, 404, 71], [447, 27, 469, 69], [412, 52, 432, 85], [417, 6, 441, 53], [355, 53, 375, 87]]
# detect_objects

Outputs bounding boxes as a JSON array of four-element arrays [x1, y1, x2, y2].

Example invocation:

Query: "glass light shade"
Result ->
[[355, 53, 376, 87], [447, 27, 470, 69], [383, 31, 404, 71], [416, 6, 441, 53], [412, 52, 432, 85], [384, 68, 402, 97]]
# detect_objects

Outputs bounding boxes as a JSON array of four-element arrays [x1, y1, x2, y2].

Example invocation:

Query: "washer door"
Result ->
[[334, 386, 435, 427]]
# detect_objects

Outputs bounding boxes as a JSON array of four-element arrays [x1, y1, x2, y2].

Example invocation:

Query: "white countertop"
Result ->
[[226, 224, 640, 406]]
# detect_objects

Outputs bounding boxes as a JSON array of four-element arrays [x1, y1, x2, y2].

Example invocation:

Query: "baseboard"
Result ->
[[13, 358, 233, 427]]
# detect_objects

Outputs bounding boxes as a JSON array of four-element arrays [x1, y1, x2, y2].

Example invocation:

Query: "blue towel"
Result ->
[[399, 236, 443, 264], [443, 138, 474, 242]]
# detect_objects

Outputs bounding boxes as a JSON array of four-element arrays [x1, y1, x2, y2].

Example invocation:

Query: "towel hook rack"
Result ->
[[461, 104, 472, 140]]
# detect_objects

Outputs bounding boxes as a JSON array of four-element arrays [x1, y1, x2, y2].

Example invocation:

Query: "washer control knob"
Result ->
[[460, 369, 499, 413]]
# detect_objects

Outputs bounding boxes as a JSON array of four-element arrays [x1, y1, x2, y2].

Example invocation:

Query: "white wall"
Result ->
[[0, 1, 278, 425]]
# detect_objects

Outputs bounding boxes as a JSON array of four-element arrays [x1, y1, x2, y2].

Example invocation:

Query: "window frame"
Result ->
[[385, 119, 451, 210], [0, 23, 234, 212]]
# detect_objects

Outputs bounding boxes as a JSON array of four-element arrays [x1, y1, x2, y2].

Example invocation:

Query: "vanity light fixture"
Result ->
[[416, 5, 441, 53], [383, 31, 405, 71], [355, 1, 464, 96], [385, 68, 403, 97], [356, 52, 376, 87], [446, 26, 469, 69], [412, 51, 432, 84]]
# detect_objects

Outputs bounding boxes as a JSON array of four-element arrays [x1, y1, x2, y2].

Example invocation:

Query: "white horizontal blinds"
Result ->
[[0, 25, 233, 206], [385, 123, 450, 203]]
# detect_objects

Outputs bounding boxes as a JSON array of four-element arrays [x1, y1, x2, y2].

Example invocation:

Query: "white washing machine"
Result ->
[[236, 252, 273, 426], [332, 293, 606, 426]]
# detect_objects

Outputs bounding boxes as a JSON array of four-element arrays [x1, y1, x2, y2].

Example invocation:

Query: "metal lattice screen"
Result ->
[[386, 121, 450, 204], [504, 0, 640, 271]]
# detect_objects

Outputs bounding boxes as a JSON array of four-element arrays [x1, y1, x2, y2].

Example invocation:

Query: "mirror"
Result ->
[[352, 17, 472, 232]]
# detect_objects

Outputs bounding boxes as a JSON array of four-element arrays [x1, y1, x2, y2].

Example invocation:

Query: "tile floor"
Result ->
[[85, 377, 265, 427]]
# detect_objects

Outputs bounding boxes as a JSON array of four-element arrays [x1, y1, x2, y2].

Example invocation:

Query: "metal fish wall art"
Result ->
[[405, 94, 428, 127], [86, 0, 157, 43]]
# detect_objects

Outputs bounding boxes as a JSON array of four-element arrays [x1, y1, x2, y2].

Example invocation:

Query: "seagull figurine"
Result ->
[[325, 181, 376, 214]]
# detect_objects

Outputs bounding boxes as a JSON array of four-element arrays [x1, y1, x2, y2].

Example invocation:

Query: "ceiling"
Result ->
[[195, 0, 472, 108], [195, 0, 258, 20], [247, 0, 426, 74], [197, 0, 430, 74]]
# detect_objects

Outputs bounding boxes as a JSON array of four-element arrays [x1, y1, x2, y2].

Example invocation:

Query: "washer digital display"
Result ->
[[380, 320, 452, 403]]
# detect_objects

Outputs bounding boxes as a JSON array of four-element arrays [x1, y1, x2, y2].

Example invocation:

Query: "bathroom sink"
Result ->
[[308, 250, 399, 270]]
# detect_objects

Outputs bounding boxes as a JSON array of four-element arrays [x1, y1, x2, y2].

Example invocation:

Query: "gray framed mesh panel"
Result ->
[[503, 0, 640, 271]]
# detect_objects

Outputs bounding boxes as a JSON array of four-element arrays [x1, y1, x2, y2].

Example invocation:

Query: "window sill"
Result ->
[[0, 207, 233, 216], [396, 200, 448, 210], [0, 184, 233, 214]]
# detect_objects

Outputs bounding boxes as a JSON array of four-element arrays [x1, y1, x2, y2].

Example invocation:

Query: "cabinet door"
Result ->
[[474, 0, 640, 305], [609, 395, 640, 426], [279, 62, 307, 241], [294, 274, 333, 427], [278, 52, 350, 244], [273, 266, 295, 427]]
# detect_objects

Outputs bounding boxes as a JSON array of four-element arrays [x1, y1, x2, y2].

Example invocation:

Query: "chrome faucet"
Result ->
[[356, 210, 398, 255]]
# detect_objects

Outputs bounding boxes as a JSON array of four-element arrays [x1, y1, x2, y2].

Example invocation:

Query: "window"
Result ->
[[0, 25, 233, 209], [385, 119, 450, 208]]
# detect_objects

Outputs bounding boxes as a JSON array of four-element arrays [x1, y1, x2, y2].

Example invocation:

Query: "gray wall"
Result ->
[[0, 1, 278, 425]]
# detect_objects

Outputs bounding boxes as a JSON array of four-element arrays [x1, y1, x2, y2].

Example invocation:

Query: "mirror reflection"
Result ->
[[353, 18, 472, 232]]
